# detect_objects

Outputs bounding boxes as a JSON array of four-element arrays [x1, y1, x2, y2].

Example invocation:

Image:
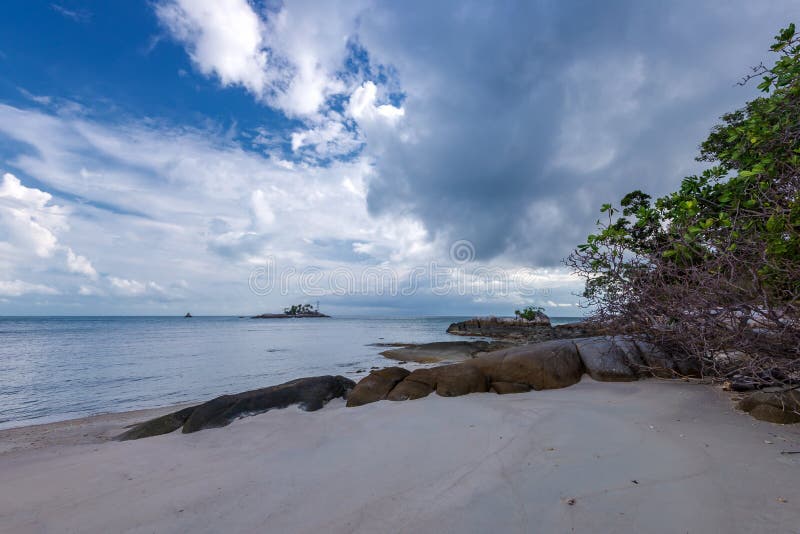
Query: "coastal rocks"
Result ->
[[465, 339, 586, 390], [574, 337, 640, 382], [346, 367, 410, 407], [632, 340, 678, 378], [490, 381, 532, 394], [118, 376, 355, 439], [434, 364, 489, 396], [737, 389, 800, 424], [446, 316, 608, 343], [251, 312, 330, 319], [384, 365, 489, 400], [386, 376, 434, 401], [446, 316, 554, 343], [378, 340, 512, 363], [182, 375, 355, 433], [116, 406, 196, 441]]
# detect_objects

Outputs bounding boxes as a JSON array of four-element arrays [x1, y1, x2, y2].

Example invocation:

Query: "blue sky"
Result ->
[[0, 1, 795, 316]]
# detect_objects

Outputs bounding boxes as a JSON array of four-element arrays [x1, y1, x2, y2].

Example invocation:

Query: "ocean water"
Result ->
[[0, 315, 581, 429]]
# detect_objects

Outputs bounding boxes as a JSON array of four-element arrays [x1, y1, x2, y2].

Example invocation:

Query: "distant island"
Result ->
[[251, 303, 330, 319]]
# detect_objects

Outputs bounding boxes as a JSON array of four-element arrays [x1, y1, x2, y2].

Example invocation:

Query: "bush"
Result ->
[[568, 24, 800, 387]]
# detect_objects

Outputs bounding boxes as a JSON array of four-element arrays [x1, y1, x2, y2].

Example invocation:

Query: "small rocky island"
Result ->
[[252, 303, 330, 319]]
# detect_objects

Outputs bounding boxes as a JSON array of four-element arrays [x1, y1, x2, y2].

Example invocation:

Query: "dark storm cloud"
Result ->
[[357, 0, 796, 265]]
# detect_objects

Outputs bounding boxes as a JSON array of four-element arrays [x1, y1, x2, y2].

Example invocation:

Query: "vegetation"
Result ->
[[514, 306, 546, 321], [568, 24, 800, 387], [283, 304, 318, 316]]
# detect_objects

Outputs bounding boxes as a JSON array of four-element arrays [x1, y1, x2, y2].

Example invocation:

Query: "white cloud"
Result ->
[[0, 280, 59, 297], [348, 81, 405, 124], [155, 0, 269, 96], [0, 172, 100, 285], [108, 277, 166, 297], [0, 173, 63, 258], [155, 0, 367, 119], [66, 247, 98, 279]]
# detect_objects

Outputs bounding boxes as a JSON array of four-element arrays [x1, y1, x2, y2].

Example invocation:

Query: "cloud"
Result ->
[[51, 4, 92, 23], [3, 0, 797, 316], [0, 172, 66, 258], [155, 0, 268, 97], [65, 247, 97, 279], [0, 280, 59, 297]]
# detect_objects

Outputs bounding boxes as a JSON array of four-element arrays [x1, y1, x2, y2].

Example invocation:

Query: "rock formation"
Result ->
[[117, 375, 355, 440]]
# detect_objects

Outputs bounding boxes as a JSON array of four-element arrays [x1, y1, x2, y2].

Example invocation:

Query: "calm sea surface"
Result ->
[[0, 316, 581, 429]]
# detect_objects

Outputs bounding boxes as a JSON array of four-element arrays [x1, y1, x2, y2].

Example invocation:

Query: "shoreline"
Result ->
[[0, 402, 197, 456], [2, 379, 798, 533]]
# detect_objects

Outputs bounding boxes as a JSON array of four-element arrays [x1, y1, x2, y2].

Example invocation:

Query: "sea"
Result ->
[[0, 315, 581, 430]]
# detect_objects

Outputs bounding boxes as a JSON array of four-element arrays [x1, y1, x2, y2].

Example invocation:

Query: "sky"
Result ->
[[0, 1, 795, 316]]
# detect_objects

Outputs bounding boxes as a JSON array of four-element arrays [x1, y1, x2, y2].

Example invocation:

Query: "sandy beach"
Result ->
[[1, 379, 798, 534]]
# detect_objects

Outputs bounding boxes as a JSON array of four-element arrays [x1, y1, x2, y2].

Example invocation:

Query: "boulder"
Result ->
[[116, 406, 196, 441], [385, 365, 488, 400], [738, 389, 800, 424], [386, 378, 434, 401], [490, 381, 532, 394], [465, 339, 585, 390], [116, 375, 355, 439], [633, 340, 677, 378], [346, 367, 410, 407], [182, 375, 355, 433], [434, 364, 489, 397], [574, 337, 639, 382]]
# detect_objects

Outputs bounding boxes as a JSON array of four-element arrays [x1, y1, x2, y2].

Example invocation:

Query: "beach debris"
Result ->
[[777, 497, 788, 503], [566, 498, 576, 506], [631, 480, 639, 485]]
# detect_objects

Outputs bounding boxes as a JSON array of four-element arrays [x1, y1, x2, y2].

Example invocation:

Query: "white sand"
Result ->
[[1, 379, 799, 533]]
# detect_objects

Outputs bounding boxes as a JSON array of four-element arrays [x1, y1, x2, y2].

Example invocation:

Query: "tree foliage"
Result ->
[[514, 306, 546, 321], [568, 24, 800, 386]]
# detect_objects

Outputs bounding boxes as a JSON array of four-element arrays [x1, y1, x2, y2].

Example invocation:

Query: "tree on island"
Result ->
[[514, 306, 546, 321], [283, 303, 317, 316], [568, 24, 800, 388]]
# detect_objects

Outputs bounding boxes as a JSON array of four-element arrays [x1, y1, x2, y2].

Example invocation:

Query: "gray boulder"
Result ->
[[574, 337, 639, 382], [116, 406, 196, 441], [182, 375, 355, 433], [117, 375, 355, 439]]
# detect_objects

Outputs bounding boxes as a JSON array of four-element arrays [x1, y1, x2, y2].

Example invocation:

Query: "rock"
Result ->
[[574, 337, 639, 382], [446, 316, 609, 343], [346, 367, 410, 407], [115, 375, 355, 439], [633, 340, 677, 378], [465, 339, 585, 390], [379, 340, 512, 363], [385, 365, 488, 400], [446, 316, 554, 343], [116, 406, 196, 441], [433, 364, 489, 397], [182, 376, 355, 433], [490, 381, 532, 394], [738, 390, 800, 424], [386, 378, 434, 401]]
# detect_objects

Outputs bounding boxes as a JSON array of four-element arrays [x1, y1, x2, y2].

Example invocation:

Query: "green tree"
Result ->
[[568, 24, 800, 384]]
